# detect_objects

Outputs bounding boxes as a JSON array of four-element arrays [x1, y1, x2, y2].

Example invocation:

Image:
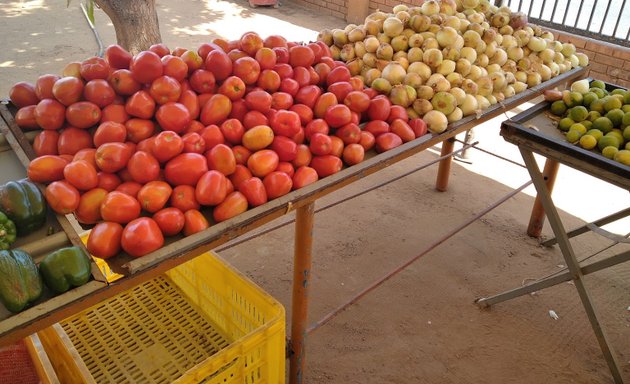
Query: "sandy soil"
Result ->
[[1, 1, 629, 383]]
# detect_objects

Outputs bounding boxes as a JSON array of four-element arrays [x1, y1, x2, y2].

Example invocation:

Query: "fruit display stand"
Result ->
[[0, 65, 587, 382], [475, 96, 630, 384]]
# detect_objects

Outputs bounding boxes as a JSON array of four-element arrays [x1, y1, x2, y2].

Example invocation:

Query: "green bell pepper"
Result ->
[[39, 246, 92, 294], [0, 211, 16, 250], [0, 179, 47, 236], [0, 249, 43, 313]]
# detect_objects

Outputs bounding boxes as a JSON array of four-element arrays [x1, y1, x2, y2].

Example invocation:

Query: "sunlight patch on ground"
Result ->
[[1, 0, 47, 18], [0, 61, 15, 68], [171, 0, 320, 42]]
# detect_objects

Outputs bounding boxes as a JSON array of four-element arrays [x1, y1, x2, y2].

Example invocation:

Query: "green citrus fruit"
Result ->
[[582, 92, 598, 108], [606, 108, 624, 127], [623, 125, 630, 141], [566, 129, 582, 143], [550, 100, 567, 116], [587, 110, 601, 121], [563, 91, 583, 108], [611, 89, 626, 96], [570, 123, 587, 134], [586, 129, 604, 141], [598, 135, 620, 151], [568, 105, 588, 122], [589, 99, 606, 114], [614, 149, 630, 165], [602, 146, 619, 159], [603, 96, 623, 112], [579, 134, 597, 149], [558, 117, 575, 131], [590, 80, 606, 90], [622, 112, 630, 128], [606, 129, 624, 144], [589, 87, 607, 98], [622, 104, 630, 113], [593, 117, 613, 133]]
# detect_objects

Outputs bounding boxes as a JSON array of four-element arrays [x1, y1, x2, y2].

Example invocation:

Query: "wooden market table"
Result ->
[[0, 66, 587, 384], [475, 100, 630, 384]]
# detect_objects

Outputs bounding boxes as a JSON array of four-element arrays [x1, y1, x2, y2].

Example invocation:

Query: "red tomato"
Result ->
[[335, 123, 361, 145], [137, 181, 172, 213], [200, 94, 232, 126], [263, 171, 293, 199], [309, 133, 332, 156], [63, 160, 98, 191], [127, 151, 160, 184], [27, 155, 68, 183], [364, 120, 390, 137], [195, 170, 228, 206], [84, 79, 116, 108], [87, 221, 124, 259], [93, 121, 127, 147], [108, 69, 142, 95], [247, 149, 279, 178], [34, 99, 65, 130], [170, 185, 200, 212], [35, 74, 60, 100], [375, 132, 403, 153], [182, 132, 206, 154], [276, 162, 295, 177], [101, 104, 129, 124], [149, 75, 182, 104], [290, 104, 314, 125], [294, 85, 321, 109], [189, 69, 216, 94], [149, 43, 170, 57], [80, 57, 110, 81], [270, 136, 297, 162], [329, 136, 344, 158], [162, 55, 188, 82], [116, 181, 142, 197], [164, 153, 208, 186], [206, 144, 237, 176], [183, 209, 210, 236], [97, 172, 122, 191], [200, 124, 225, 150], [387, 105, 408, 124], [409, 118, 428, 138], [45, 181, 80, 214], [105, 44, 132, 69], [368, 95, 392, 121], [65, 101, 101, 129], [213, 191, 248, 223], [121, 217, 164, 257], [95, 142, 133, 173], [232, 145, 252, 165], [58, 127, 93, 156], [244, 90, 272, 113], [220, 119, 245, 145], [324, 104, 352, 128], [238, 177, 267, 207], [9, 82, 38, 108], [155, 102, 191, 133], [75, 188, 108, 224], [269, 109, 301, 137], [125, 118, 155, 143], [15, 105, 38, 130], [33, 130, 59, 156], [292, 166, 319, 189], [292, 144, 312, 168], [152, 130, 184, 163], [205, 50, 233, 82], [179, 90, 200, 120], [52, 76, 84, 106], [310, 155, 342, 177], [100, 191, 141, 224], [313, 92, 338, 119], [229, 165, 253, 190], [153, 207, 185, 236], [130, 51, 163, 84], [390, 119, 415, 143], [342, 143, 365, 166], [359, 131, 376, 151], [125, 90, 156, 119]]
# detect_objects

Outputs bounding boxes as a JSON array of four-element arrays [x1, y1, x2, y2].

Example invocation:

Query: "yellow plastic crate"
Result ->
[[38, 251, 285, 384]]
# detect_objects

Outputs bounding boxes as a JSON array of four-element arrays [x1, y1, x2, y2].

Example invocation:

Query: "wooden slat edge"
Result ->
[[24, 333, 61, 384]]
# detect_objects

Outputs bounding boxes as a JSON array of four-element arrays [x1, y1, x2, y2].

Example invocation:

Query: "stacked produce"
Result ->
[[317, 0, 588, 133], [8, 31, 430, 259], [547, 79, 630, 166]]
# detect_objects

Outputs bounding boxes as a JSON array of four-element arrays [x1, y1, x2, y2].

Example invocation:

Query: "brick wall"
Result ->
[[553, 32, 630, 88], [291, 0, 347, 21]]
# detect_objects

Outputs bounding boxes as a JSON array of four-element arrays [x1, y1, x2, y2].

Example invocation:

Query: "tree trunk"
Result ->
[[94, 0, 162, 54]]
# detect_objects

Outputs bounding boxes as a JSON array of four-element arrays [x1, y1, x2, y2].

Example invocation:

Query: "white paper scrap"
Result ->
[[549, 310, 559, 320]]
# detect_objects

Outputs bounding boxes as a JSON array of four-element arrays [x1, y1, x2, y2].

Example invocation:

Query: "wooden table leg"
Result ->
[[520, 148, 625, 384], [436, 138, 455, 192], [289, 202, 315, 384], [527, 158, 560, 237]]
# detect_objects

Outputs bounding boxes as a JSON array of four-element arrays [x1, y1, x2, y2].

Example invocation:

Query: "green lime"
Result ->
[[586, 129, 604, 141], [602, 146, 619, 159], [589, 87, 607, 98], [606, 129, 624, 144], [587, 110, 602, 122], [589, 99, 606, 114], [622, 104, 630, 113], [581, 120, 593, 130], [563, 91, 583, 108], [590, 80, 606, 90], [558, 117, 575, 131], [603, 96, 623, 112], [566, 129, 582, 143], [626, 141, 630, 150], [569, 105, 589, 122], [611, 89, 627, 96], [550, 100, 567, 116], [606, 108, 624, 127], [582, 92, 598, 108], [622, 112, 630, 127], [593, 117, 613, 133], [598, 135, 620, 151], [579, 134, 597, 149], [623, 125, 630, 141], [614, 149, 630, 165], [570, 123, 587, 134], [624, 92, 630, 104]]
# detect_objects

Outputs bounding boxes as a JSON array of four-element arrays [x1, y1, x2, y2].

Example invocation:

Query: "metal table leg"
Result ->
[[527, 158, 560, 238], [436, 138, 455, 192], [289, 202, 315, 384], [519, 148, 625, 384]]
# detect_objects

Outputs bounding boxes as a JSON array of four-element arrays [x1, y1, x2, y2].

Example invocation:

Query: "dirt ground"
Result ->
[[1, 1, 629, 383]]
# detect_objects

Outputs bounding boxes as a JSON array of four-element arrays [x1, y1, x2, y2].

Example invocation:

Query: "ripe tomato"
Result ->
[[390, 119, 415, 143], [269, 109, 301, 137], [164, 153, 208, 186], [33, 130, 59, 156], [27, 155, 68, 183], [182, 132, 206, 154], [9, 82, 38, 108], [87, 221, 124, 259], [342, 143, 365, 166], [238, 177, 267, 207], [189, 69, 216, 94], [130, 51, 163, 84], [232, 57, 261, 85], [97, 172, 122, 191], [295, 85, 322, 109], [195, 170, 228, 206], [153, 207, 185, 236], [63, 160, 98, 191], [156, 102, 191, 133], [35, 74, 60, 100], [15, 105, 38, 130], [368, 95, 392, 121], [101, 104, 129, 124], [75, 188, 108, 224], [375, 132, 403, 153], [80, 57, 110, 81], [84, 79, 116, 108], [359, 131, 376, 151], [217, 76, 246, 100], [127, 151, 160, 184], [336, 123, 361, 145], [292, 144, 312, 168], [232, 145, 252, 165], [313, 92, 338, 119], [93, 121, 127, 147], [179, 90, 200, 120], [206, 144, 237, 176], [115, 181, 142, 197], [247, 149, 279, 178], [213, 191, 248, 223], [52, 76, 84, 106], [292, 166, 318, 189], [324, 104, 352, 128], [108, 69, 142, 95], [34, 99, 65, 130], [100, 191, 141, 224], [152, 131, 184, 163], [243, 110, 269, 130], [244, 90, 272, 113], [200, 94, 232, 126], [105, 44, 132, 69], [364, 120, 390, 137], [73, 148, 97, 168], [137, 181, 172, 213], [309, 133, 332, 156], [229, 165, 253, 190], [310, 155, 342, 177], [170, 185, 200, 212], [263, 171, 293, 199], [121, 217, 164, 257], [125, 90, 156, 119], [183, 209, 210, 236], [95, 142, 133, 173], [162, 55, 188, 82], [65, 101, 101, 129], [276, 161, 295, 177], [241, 125, 274, 151], [290, 104, 314, 125], [149, 75, 182, 104], [329, 136, 344, 158], [200, 124, 225, 150], [205, 50, 233, 82], [57, 127, 93, 155], [409, 118, 428, 138], [270, 136, 297, 162], [125, 118, 155, 143], [45, 181, 80, 214], [304, 119, 329, 140], [220, 118, 245, 145]]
